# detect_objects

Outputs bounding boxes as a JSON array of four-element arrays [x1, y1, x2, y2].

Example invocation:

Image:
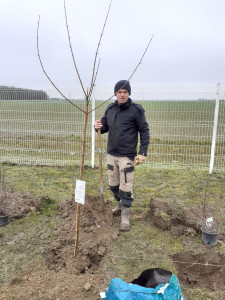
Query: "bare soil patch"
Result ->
[[172, 252, 225, 291], [0, 192, 42, 218], [1, 194, 119, 299], [149, 197, 223, 238], [150, 198, 225, 292], [44, 195, 118, 275]]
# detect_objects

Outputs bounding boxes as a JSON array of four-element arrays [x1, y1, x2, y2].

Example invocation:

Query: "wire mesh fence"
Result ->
[[0, 84, 224, 172]]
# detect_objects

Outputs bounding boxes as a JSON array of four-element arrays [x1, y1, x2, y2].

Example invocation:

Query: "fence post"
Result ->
[[91, 85, 96, 168], [209, 83, 221, 174]]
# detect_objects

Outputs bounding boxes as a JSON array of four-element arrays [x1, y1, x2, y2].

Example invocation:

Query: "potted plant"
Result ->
[[199, 191, 222, 246], [0, 169, 9, 227]]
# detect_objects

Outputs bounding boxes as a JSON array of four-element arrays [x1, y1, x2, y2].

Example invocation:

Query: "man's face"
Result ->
[[116, 89, 129, 105]]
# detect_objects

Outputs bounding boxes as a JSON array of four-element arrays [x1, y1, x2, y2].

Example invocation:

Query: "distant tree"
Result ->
[[0, 86, 49, 100]]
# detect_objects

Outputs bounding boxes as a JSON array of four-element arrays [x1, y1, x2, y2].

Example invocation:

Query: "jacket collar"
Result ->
[[114, 98, 132, 111]]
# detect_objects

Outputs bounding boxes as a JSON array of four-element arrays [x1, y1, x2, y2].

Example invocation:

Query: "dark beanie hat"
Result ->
[[114, 80, 131, 95]]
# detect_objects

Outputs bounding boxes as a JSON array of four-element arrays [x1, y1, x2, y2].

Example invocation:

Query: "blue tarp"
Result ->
[[103, 274, 184, 300]]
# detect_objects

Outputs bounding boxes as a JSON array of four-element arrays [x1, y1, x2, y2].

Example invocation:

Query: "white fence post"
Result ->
[[91, 85, 96, 168], [209, 83, 221, 174]]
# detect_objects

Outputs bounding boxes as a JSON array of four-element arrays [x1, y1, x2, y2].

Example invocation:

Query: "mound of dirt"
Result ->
[[1, 194, 121, 299], [43, 195, 119, 275], [0, 192, 42, 218], [172, 252, 225, 290], [149, 198, 203, 236]]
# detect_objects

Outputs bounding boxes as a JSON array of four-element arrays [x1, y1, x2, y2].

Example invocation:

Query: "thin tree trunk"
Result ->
[[74, 101, 89, 257]]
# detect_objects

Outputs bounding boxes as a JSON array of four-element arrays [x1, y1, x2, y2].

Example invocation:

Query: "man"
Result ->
[[95, 80, 150, 231]]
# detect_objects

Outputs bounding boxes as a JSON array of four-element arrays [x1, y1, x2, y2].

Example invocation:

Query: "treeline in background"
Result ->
[[0, 86, 49, 100]]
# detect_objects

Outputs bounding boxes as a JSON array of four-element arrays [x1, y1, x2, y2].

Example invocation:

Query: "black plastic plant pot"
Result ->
[[0, 215, 9, 227], [201, 227, 219, 246]]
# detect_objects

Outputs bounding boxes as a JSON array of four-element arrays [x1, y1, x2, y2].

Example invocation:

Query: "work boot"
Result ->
[[120, 206, 130, 231], [112, 201, 122, 216]]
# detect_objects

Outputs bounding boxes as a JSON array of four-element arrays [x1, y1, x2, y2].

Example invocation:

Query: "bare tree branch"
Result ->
[[88, 34, 154, 114], [93, 58, 101, 87], [63, 0, 88, 99], [123, 34, 154, 88], [88, 0, 113, 100], [37, 15, 86, 114], [88, 58, 101, 99]]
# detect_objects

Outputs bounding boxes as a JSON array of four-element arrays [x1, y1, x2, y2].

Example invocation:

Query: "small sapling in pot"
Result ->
[[200, 191, 222, 246]]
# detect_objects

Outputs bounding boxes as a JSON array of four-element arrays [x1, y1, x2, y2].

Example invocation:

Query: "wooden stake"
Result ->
[[98, 128, 105, 211], [74, 202, 81, 256]]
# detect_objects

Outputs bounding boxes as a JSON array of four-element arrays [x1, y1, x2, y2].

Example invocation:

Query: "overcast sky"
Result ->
[[0, 0, 225, 90]]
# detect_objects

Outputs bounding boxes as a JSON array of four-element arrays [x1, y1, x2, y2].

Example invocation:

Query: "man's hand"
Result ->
[[133, 155, 146, 166], [94, 119, 102, 130]]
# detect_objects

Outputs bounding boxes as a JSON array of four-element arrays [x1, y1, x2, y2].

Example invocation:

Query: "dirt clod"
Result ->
[[84, 282, 92, 291]]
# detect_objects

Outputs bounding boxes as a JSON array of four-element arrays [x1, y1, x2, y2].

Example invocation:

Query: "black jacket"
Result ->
[[100, 98, 150, 160]]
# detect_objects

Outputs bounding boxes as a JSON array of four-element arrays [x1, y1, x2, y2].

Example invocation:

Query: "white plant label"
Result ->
[[100, 292, 106, 299], [75, 180, 86, 204], [206, 217, 213, 227]]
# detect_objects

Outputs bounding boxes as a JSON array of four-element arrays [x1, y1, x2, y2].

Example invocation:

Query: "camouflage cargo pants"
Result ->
[[107, 154, 135, 208]]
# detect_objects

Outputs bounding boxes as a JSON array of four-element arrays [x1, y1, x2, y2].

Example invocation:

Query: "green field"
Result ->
[[0, 99, 225, 171]]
